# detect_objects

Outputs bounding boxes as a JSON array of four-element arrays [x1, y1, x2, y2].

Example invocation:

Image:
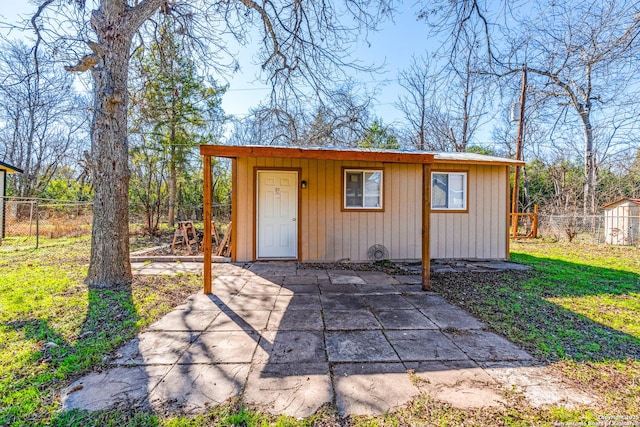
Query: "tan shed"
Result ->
[[200, 145, 523, 293], [0, 160, 23, 241], [603, 198, 640, 246]]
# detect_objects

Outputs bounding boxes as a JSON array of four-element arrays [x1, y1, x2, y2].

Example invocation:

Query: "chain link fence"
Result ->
[[536, 214, 639, 245], [1, 197, 94, 249], [1, 197, 232, 249]]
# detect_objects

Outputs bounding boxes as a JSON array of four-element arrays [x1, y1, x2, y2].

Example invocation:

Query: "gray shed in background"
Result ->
[[0, 160, 23, 240], [603, 198, 640, 246]]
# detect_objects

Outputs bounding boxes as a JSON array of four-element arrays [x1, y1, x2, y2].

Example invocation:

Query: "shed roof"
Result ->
[[199, 145, 524, 166], [603, 198, 640, 209], [0, 160, 23, 174]]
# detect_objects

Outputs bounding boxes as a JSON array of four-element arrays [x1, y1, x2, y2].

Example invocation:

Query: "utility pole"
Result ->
[[512, 65, 527, 238]]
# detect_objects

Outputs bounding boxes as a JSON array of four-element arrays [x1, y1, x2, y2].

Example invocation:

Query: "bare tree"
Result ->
[[397, 55, 432, 150], [0, 40, 87, 198], [228, 83, 373, 147], [397, 29, 491, 152], [506, 0, 640, 214], [27, 0, 391, 287]]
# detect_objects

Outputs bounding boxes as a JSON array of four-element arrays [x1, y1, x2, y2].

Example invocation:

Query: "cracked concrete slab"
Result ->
[[333, 363, 418, 416], [406, 360, 506, 408], [480, 361, 594, 408], [243, 363, 332, 418], [62, 365, 170, 411], [149, 363, 251, 414]]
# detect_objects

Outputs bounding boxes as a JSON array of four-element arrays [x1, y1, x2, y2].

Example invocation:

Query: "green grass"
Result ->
[[0, 236, 202, 426], [2, 238, 639, 425]]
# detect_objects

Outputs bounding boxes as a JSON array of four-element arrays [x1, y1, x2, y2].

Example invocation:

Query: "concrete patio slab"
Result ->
[[393, 275, 422, 284], [66, 261, 588, 419], [174, 293, 227, 311], [243, 362, 332, 418], [480, 361, 594, 408], [357, 272, 400, 285], [275, 294, 322, 310], [333, 363, 418, 416], [178, 331, 260, 364], [206, 309, 272, 332], [385, 330, 469, 361], [295, 268, 329, 278], [443, 330, 534, 361], [355, 282, 399, 293], [319, 283, 361, 293], [320, 294, 366, 310], [364, 294, 415, 311], [267, 309, 324, 331], [324, 309, 381, 330], [62, 365, 170, 411], [326, 331, 399, 362], [420, 306, 486, 330], [374, 309, 439, 330], [147, 308, 219, 332], [281, 284, 320, 294], [402, 293, 447, 309], [327, 271, 367, 285], [283, 275, 318, 285], [224, 294, 278, 311], [112, 331, 198, 365], [149, 363, 251, 414], [406, 360, 506, 408], [255, 330, 326, 364]]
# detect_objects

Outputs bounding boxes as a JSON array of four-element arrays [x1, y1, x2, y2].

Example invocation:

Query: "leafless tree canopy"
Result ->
[[22, 0, 393, 287], [0, 40, 88, 198]]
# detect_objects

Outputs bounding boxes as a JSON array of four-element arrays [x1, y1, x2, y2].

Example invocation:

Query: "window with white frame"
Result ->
[[432, 172, 467, 210], [343, 169, 383, 210]]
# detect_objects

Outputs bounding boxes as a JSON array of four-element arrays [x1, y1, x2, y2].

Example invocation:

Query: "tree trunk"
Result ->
[[85, 38, 133, 286], [84, 7, 135, 286], [168, 142, 176, 228], [77, 0, 163, 287], [580, 107, 597, 215]]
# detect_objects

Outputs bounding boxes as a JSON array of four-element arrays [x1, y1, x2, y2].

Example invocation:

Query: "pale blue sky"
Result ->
[[0, 2, 439, 123]]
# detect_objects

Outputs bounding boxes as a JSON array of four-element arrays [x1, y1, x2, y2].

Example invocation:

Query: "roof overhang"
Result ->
[[200, 145, 435, 164], [0, 160, 23, 174], [603, 197, 640, 209], [200, 145, 525, 166]]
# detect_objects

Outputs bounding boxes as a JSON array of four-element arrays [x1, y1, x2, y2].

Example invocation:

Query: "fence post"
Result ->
[[35, 199, 39, 249]]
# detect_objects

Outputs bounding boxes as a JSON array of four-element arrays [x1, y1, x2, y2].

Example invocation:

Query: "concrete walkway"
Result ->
[[62, 262, 593, 418]]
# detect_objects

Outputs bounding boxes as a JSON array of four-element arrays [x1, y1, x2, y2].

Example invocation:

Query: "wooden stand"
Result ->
[[171, 221, 200, 255], [216, 221, 232, 257]]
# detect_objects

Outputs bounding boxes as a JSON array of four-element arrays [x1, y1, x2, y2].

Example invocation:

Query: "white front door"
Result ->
[[257, 170, 298, 259]]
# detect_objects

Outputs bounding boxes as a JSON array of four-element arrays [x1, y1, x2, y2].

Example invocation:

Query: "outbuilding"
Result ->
[[603, 198, 640, 246], [0, 160, 23, 242], [200, 145, 523, 292]]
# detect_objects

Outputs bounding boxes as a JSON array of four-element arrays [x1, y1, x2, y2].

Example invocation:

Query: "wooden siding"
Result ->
[[235, 158, 508, 261]]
